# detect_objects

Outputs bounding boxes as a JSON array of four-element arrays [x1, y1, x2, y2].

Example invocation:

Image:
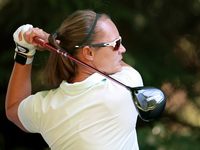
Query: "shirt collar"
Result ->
[[60, 73, 106, 95]]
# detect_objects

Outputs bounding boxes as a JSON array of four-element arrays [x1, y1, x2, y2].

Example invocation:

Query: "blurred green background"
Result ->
[[1, 0, 200, 149]]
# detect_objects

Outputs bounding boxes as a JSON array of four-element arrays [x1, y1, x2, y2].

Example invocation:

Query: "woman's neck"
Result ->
[[70, 66, 95, 83]]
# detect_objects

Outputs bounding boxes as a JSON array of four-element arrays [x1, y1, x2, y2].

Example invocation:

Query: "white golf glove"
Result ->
[[13, 24, 36, 56]]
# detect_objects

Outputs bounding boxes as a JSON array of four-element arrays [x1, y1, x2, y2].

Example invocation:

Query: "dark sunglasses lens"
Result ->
[[114, 39, 121, 50]]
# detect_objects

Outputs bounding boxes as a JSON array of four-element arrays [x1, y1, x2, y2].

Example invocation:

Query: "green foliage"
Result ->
[[1, 0, 200, 149], [138, 126, 200, 150], [137, 123, 200, 150]]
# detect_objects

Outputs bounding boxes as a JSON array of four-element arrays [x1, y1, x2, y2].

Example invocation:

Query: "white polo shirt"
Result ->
[[18, 67, 143, 150]]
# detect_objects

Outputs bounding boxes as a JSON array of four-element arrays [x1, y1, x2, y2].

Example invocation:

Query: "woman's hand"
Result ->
[[19, 27, 50, 51]]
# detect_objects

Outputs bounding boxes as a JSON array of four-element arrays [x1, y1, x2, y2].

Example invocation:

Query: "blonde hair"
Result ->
[[43, 10, 110, 86]]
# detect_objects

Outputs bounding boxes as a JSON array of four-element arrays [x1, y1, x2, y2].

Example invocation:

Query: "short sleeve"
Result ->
[[18, 91, 48, 133]]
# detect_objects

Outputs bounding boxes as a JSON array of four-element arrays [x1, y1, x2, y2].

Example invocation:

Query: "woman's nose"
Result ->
[[119, 44, 126, 53]]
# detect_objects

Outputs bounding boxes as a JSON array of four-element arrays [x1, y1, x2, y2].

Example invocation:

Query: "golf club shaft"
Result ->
[[34, 37, 129, 89]]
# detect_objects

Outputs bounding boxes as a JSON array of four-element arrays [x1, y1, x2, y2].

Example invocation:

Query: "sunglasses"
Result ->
[[75, 36, 122, 51]]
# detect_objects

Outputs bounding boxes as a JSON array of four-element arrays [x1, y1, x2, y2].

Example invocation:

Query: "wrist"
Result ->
[[14, 52, 34, 65]]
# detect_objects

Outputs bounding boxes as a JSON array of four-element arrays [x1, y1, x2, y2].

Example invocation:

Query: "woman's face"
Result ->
[[91, 18, 126, 75]]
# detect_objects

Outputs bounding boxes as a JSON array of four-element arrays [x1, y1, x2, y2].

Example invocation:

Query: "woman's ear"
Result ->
[[82, 46, 94, 60]]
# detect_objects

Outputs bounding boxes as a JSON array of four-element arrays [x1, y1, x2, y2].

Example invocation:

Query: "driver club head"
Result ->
[[128, 86, 166, 122]]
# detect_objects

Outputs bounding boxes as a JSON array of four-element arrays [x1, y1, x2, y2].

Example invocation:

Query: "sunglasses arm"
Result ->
[[75, 43, 107, 48]]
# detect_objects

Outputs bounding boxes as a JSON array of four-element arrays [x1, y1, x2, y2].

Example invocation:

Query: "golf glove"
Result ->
[[13, 24, 36, 56]]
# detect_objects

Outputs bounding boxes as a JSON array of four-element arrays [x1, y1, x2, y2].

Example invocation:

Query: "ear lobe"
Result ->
[[82, 46, 94, 60]]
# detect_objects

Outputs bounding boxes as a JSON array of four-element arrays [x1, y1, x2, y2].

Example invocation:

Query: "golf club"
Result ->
[[34, 37, 166, 122]]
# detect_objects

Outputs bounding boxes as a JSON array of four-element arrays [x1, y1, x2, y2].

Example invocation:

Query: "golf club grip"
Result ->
[[34, 37, 57, 51], [33, 36, 127, 88]]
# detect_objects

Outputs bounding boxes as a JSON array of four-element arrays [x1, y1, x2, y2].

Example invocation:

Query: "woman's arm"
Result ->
[[5, 25, 49, 132], [6, 62, 32, 132]]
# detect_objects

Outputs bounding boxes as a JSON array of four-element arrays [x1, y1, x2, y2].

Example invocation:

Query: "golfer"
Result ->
[[6, 10, 143, 150]]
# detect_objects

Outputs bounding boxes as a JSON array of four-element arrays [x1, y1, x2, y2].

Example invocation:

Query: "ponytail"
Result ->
[[43, 33, 77, 86]]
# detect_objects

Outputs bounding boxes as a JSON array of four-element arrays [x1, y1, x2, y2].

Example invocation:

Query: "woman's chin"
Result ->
[[115, 65, 123, 73]]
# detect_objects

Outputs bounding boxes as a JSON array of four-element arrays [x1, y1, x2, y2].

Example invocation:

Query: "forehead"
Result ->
[[96, 18, 120, 42]]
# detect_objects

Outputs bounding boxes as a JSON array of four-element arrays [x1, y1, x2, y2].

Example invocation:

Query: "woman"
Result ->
[[6, 10, 143, 150]]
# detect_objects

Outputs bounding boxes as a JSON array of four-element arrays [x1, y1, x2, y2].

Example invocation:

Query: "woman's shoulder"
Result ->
[[110, 66, 143, 87]]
